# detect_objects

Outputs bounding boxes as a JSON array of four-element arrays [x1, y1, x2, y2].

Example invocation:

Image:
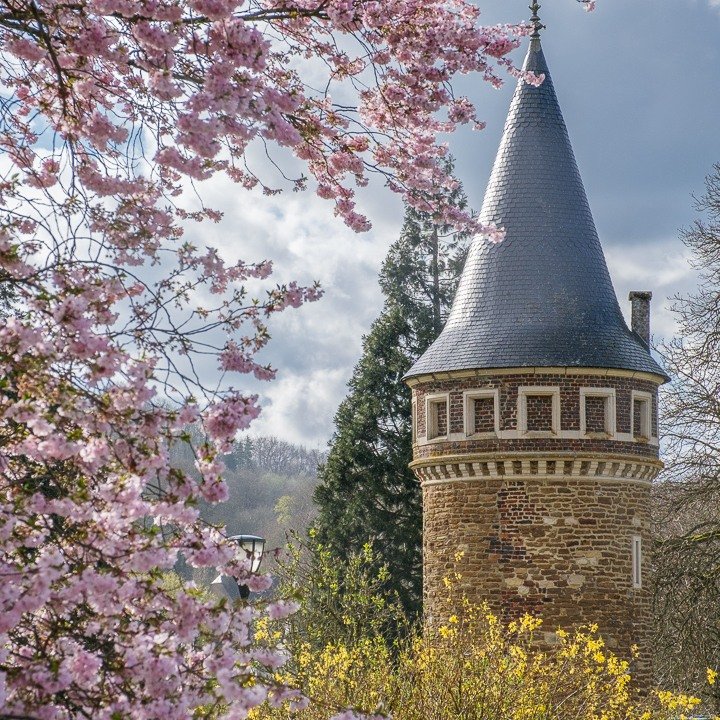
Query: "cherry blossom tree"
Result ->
[[0, 0, 594, 717]]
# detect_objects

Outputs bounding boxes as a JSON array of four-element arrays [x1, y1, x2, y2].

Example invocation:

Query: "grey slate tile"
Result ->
[[406, 38, 668, 382]]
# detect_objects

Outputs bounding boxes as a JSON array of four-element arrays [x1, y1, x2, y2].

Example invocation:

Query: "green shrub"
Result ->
[[253, 542, 716, 720]]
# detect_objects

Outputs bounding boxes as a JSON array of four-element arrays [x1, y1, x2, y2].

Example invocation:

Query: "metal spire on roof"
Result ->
[[529, 2, 545, 39]]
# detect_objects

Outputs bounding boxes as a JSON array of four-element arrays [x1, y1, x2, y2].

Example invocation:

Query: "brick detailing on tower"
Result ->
[[412, 371, 659, 460], [420, 472, 652, 676], [585, 395, 607, 433], [473, 397, 495, 434], [409, 368, 662, 678], [526, 395, 554, 432]]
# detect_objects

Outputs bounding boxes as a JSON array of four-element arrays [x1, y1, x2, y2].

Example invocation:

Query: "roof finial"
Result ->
[[529, 1, 545, 39]]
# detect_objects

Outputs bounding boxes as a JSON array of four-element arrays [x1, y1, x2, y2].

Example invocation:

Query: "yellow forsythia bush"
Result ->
[[250, 599, 716, 720]]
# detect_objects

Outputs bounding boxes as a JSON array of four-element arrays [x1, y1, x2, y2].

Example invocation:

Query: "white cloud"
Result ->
[[605, 239, 699, 341], [177, 167, 403, 447], [52, 2, 720, 449], [250, 366, 350, 449]]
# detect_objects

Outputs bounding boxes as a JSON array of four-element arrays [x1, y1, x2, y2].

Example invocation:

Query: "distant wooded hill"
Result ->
[[169, 432, 323, 577]]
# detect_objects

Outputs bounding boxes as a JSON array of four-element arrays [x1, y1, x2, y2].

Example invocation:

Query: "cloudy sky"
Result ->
[[190, 0, 720, 450]]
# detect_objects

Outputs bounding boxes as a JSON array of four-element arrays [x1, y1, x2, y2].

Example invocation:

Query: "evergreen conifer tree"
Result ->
[[313, 168, 470, 618]]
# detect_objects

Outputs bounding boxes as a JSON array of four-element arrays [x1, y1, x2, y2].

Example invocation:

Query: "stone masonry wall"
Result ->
[[423, 475, 652, 675], [412, 369, 662, 679]]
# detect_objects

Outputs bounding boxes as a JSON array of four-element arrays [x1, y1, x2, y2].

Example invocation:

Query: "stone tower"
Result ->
[[404, 32, 668, 666]]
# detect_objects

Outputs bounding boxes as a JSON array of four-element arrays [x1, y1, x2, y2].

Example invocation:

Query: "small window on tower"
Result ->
[[585, 396, 607, 432], [464, 389, 499, 436], [580, 388, 616, 438], [518, 387, 560, 435], [526, 395, 553, 431], [631, 392, 652, 440], [426, 394, 449, 440], [631, 535, 642, 588]]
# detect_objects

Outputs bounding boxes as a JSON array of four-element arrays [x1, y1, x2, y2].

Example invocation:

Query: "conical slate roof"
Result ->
[[407, 38, 668, 381]]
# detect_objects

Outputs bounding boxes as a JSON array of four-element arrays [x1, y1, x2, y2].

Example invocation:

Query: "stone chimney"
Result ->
[[629, 291, 652, 347]]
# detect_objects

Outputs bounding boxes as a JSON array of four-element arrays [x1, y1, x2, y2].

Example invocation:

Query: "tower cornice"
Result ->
[[405, 366, 668, 388], [410, 451, 663, 488]]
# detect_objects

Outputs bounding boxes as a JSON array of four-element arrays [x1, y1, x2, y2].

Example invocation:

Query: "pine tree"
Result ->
[[313, 170, 470, 619]]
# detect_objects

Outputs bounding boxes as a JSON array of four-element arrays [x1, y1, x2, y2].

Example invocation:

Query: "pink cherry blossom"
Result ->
[[266, 600, 301, 621], [204, 394, 261, 450], [331, 712, 387, 720], [0, 0, 596, 717]]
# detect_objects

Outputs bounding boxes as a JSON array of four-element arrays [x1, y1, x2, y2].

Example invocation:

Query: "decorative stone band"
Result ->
[[410, 452, 663, 487], [405, 366, 667, 387], [415, 428, 660, 448]]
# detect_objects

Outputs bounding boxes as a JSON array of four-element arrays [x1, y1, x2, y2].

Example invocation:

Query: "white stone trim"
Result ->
[[631, 390, 653, 441], [415, 427, 658, 447], [463, 389, 500, 437], [424, 392, 450, 441], [412, 455, 661, 487], [517, 386, 561, 437], [420, 473, 655, 489], [405, 366, 667, 387], [579, 387, 617, 439], [631, 535, 643, 588], [411, 396, 417, 445]]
